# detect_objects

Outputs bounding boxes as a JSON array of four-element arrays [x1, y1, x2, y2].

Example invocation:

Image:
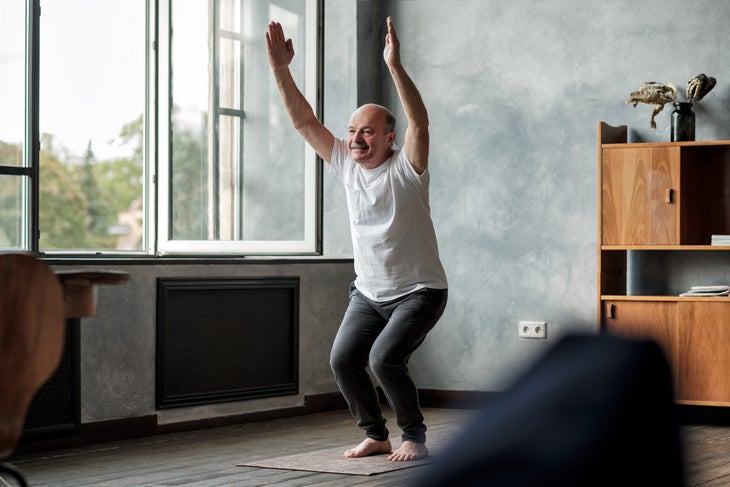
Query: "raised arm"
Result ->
[[383, 17, 429, 175], [266, 21, 334, 163]]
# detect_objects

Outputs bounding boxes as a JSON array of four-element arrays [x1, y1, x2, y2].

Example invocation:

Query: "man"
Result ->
[[266, 16, 448, 462]]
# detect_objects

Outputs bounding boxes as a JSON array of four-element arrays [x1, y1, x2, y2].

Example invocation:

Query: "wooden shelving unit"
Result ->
[[597, 121, 730, 406]]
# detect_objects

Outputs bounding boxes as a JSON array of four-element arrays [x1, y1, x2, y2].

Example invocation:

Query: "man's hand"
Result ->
[[383, 16, 401, 69], [266, 21, 294, 70]]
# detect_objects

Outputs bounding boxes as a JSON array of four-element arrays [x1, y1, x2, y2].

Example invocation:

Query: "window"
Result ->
[[39, 0, 147, 252], [159, 0, 321, 255], [0, 0, 321, 256], [1, 0, 147, 253], [0, 0, 30, 249]]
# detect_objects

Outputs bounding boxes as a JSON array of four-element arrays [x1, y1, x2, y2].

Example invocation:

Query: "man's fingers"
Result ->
[[385, 16, 398, 49], [267, 21, 284, 44]]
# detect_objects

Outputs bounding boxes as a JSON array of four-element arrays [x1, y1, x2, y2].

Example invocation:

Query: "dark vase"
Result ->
[[671, 102, 695, 142]]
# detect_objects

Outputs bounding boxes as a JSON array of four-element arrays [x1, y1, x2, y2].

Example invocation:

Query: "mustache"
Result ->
[[350, 143, 369, 150]]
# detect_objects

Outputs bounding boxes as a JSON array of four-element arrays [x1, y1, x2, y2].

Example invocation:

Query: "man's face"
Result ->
[[346, 105, 395, 169]]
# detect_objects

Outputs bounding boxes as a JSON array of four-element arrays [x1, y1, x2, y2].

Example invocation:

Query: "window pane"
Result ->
[[39, 0, 145, 252], [169, 0, 313, 249], [220, 0, 241, 32], [0, 0, 25, 167], [218, 114, 241, 239], [220, 0, 241, 111], [219, 37, 241, 111], [0, 0, 28, 250], [246, 3, 306, 241], [0, 175, 24, 248], [170, 0, 210, 240]]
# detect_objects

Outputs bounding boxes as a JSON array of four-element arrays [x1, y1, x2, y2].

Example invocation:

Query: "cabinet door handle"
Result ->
[[665, 188, 674, 203], [606, 303, 615, 319]]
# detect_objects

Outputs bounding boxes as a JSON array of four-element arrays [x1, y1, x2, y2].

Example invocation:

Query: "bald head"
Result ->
[[350, 104, 396, 133]]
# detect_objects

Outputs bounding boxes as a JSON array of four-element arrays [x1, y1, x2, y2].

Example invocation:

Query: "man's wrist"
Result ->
[[271, 65, 291, 75], [388, 62, 405, 75]]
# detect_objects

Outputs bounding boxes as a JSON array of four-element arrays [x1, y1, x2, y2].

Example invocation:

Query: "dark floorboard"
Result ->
[[5, 407, 730, 486]]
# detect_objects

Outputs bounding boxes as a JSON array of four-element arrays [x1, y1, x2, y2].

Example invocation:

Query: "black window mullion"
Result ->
[[209, 0, 220, 239], [0, 166, 32, 176], [27, 0, 41, 252]]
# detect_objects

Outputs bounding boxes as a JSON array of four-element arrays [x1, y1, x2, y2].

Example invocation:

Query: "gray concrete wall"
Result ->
[[329, 0, 730, 391], [52, 261, 353, 425]]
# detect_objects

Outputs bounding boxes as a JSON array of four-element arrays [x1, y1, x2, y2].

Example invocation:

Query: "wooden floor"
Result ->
[[5, 406, 730, 486]]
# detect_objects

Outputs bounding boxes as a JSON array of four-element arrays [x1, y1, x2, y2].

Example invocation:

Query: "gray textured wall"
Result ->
[[53, 0, 730, 426], [324, 0, 730, 391]]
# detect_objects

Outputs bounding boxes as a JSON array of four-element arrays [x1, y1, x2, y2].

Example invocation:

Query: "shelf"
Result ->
[[676, 399, 730, 407], [602, 140, 730, 148], [602, 245, 730, 250], [598, 122, 730, 406], [602, 295, 730, 302]]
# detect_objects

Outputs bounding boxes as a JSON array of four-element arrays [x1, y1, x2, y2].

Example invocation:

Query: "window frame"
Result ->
[[0, 0, 39, 252], [156, 0, 323, 256], [2, 0, 323, 257]]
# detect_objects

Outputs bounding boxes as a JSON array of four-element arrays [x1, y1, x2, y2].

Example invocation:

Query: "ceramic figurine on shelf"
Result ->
[[626, 74, 717, 138], [625, 81, 677, 131], [686, 73, 716, 102]]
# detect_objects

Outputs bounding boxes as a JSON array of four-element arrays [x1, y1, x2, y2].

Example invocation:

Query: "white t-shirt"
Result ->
[[327, 137, 448, 301]]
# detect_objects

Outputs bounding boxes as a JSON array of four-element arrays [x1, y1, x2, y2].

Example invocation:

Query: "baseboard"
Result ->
[[15, 426, 84, 455], [12, 389, 493, 455], [14, 415, 157, 455], [677, 404, 730, 426], [418, 389, 497, 409], [157, 405, 311, 435], [156, 389, 493, 437], [304, 391, 349, 412], [81, 415, 158, 443]]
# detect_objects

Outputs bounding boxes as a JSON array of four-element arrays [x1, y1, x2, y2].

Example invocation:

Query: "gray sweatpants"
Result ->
[[329, 282, 448, 444]]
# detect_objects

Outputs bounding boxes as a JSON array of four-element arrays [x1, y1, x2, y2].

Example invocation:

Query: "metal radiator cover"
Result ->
[[156, 277, 299, 408]]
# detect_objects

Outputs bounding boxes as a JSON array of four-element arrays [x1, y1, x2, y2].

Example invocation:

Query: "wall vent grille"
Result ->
[[22, 319, 80, 438], [156, 277, 299, 408]]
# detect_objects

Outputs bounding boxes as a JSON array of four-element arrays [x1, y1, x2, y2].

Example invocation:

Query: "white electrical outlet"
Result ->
[[518, 320, 547, 339]]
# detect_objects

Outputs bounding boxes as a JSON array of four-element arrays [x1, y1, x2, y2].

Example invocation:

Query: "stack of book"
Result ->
[[679, 285, 730, 297], [711, 235, 730, 246]]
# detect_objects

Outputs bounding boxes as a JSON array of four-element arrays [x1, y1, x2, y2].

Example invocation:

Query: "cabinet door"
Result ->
[[676, 302, 730, 404], [602, 147, 679, 245], [602, 300, 676, 368]]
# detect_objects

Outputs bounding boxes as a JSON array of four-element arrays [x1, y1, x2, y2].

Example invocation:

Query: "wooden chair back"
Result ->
[[0, 253, 65, 457]]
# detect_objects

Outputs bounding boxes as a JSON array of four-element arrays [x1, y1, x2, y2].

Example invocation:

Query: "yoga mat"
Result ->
[[237, 444, 432, 476], [237, 426, 461, 476]]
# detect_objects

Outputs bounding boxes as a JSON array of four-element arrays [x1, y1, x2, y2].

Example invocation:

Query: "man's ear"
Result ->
[[387, 131, 396, 146]]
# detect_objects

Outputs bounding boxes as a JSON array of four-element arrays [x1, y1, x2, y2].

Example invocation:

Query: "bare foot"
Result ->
[[343, 438, 392, 458], [387, 440, 428, 462]]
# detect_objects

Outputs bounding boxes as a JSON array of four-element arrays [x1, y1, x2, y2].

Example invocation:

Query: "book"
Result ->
[[679, 285, 730, 297], [711, 235, 730, 245]]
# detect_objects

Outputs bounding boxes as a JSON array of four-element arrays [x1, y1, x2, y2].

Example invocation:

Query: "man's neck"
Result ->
[[357, 149, 394, 170]]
